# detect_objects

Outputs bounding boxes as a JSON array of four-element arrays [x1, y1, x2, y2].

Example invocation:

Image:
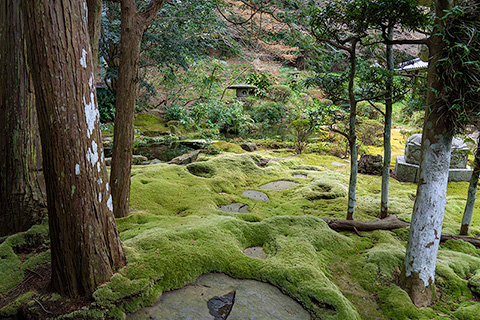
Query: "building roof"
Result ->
[[396, 58, 428, 73]]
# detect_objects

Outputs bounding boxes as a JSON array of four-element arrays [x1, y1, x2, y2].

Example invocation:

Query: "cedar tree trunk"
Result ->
[[22, 0, 126, 297], [0, 0, 47, 236], [380, 26, 394, 219], [110, 0, 164, 218], [400, 0, 453, 307]]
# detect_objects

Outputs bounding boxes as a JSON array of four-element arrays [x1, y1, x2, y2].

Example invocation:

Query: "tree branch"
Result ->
[[139, 0, 165, 28]]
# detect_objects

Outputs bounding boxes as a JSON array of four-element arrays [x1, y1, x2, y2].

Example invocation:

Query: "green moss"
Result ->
[[211, 141, 246, 153], [377, 286, 438, 320], [453, 303, 480, 320], [0, 291, 35, 317], [0, 220, 49, 294], [134, 114, 169, 135], [441, 240, 480, 257]]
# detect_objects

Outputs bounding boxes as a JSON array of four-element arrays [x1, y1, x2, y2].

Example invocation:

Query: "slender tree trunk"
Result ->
[[22, 0, 125, 297], [380, 27, 394, 219], [400, 0, 453, 306], [460, 136, 480, 235], [110, 0, 164, 218], [0, 0, 47, 236], [87, 0, 103, 69], [346, 41, 358, 220], [110, 0, 144, 218]]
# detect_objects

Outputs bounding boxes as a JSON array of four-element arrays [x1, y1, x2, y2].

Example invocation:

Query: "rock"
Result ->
[[218, 203, 250, 213], [293, 174, 307, 179], [126, 273, 310, 320], [242, 190, 270, 202], [331, 161, 347, 167], [240, 142, 257, 152], [150, 159, 162, 165], [133, 155, 148, 165], [207, 291, 236, 320], [259, 181, 299, 191], [358, 154, 383, 176], [168, 150, 201, 165], [243, 246, 267, 259]]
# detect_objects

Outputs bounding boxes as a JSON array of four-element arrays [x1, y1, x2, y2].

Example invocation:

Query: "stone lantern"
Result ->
[[395, 134, 473, 182], [227, 84, 257, 101]]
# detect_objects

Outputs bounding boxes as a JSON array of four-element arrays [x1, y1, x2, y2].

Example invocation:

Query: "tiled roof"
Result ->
[[396, 58, 428, 73]]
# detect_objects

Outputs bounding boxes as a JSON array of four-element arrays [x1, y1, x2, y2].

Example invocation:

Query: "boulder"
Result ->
[[104, 155, 148, 166], [358, 154, 383, 176], [168, 150, 201, 165]]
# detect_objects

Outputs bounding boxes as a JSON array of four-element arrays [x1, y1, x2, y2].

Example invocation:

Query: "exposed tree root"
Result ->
[[322, 216, 480, 248]]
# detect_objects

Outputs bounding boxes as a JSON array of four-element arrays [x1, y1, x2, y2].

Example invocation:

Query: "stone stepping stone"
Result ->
[[259, 180, 299, 191], [127, 273, 310, 320], [242, 190, 270, 202], [293, 174, 307, 179], [331, 161, 347, 167], [243, 246, 267, 259], [218, 203, 250, 213]]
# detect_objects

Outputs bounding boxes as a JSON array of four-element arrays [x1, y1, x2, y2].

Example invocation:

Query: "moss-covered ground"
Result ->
[[2, 151, 480, 319]]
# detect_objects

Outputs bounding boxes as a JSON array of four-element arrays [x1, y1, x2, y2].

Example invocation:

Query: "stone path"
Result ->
[[127, 273, 310, 320], [242, 190, 270, 202]]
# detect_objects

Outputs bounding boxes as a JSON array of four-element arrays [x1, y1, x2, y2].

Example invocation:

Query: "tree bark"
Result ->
[[0, 0, 47, 236], [110, 0, 164, 218], [87, 0, 103, 70], [460, 136, 480, 235], [380, 26, 394, 219], [346, 40, 358, 221], [322, 215, 409, 232], [22, 0, 126, 297], [400, 0, 453, 307]]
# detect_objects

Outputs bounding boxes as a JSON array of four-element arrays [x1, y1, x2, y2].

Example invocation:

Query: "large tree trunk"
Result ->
[[380, 27, 394, 219], [346, 41, 358, 220], [22, 0, 126, 297], [460, 136, 480, 235], [0, 0, 47, 236], [400, 0, 453, 307], [110, 0, 164, 218]]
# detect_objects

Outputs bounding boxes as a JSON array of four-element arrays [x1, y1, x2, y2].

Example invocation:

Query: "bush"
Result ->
[[164, 104, 191, 125], [357, 118, 383, 146], [97, 88, 116, 123], [252, 102, 285, 125], [245, 72, 273, 97], [357, 101, 385, 120], [315, 98, 334, 107], [289, 119, 313, 154], [268, 85, 292, 102]]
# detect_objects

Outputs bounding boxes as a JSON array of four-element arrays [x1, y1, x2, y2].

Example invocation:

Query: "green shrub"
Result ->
[[315, 98, 334, 107], [252, 102, 285, 125], [357, 101, 385, 120], [245, 72, 273, 97], [357, 118, 383, 146], [164, 104, 191, 125], [289, 119, 314, 154], [97, 88, 116, 123], [268, 85, 292, 102]]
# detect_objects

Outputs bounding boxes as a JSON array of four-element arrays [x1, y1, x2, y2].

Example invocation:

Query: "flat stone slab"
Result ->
[[243, 246, 267, 259], [127, 273, 310, 320], [218, 203, 250, 213], [331, 161, 347, 167], [242, 190, 270, 202], [293, 174, 307, 179], [259, 181, 299, 191]]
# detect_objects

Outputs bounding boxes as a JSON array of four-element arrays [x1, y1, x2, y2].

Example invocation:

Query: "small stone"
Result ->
[[240, 142, 257, 152], [218, 203, 250, 213], [331, 161, 347, 167], [243, 246, 267, 259], [207, 291, 236, 320], [293, 174, 307, 179]]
